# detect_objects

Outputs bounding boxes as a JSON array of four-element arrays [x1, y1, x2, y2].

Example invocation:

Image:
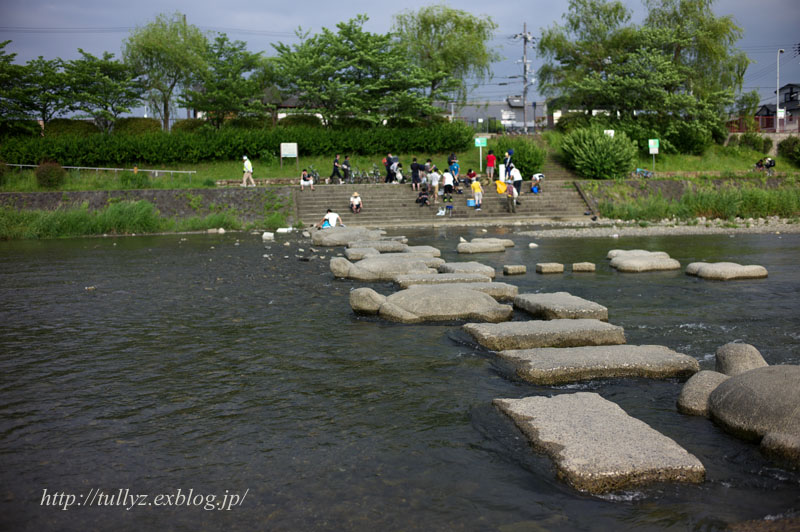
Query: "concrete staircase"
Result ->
[[293, 179, 590, 227]]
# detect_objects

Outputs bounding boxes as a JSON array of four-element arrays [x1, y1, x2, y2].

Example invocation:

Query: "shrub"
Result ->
[[223, 116, 272, 130], [0, 120, 41, 138], [119, 170, 149, 189], [114, 117, 162, 135], [34, 161, 66, 188], [561, 127, 637, 179], [555, 112, 591, 134], [778, 136, 800, 159], [491, 137, 546, 178], [278, 114, 322, 127], [0, 158, 7, 184], [44, 119, 99, 137], [738, 132, 771, 153], [665, 121, 713, 156]]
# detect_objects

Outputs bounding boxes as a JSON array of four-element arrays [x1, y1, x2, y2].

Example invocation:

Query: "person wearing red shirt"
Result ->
[[486, 150, 497, 180]]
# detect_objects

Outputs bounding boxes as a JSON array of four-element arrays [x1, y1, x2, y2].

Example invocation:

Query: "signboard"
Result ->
[[777, 108, 786, 119], [604, 130, 615, 138], [280, 143, 298, 158], [648, 138, 659, 155], [474, 137, 487, 147]]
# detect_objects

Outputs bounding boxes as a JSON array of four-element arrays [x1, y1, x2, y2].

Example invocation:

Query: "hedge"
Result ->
[[0, 123, 474, 166]]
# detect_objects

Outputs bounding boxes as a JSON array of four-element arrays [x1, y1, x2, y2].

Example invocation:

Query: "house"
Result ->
[[447, 97, 550, 132], [753, 83, 800, 132]]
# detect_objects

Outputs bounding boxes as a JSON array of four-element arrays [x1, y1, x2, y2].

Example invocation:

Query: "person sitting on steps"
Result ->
[[300, 169, 315, 191], [350, 192, 362, 214]]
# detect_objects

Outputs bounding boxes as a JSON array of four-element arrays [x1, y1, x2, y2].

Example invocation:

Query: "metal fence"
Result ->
[[6, 164, 197, 179]]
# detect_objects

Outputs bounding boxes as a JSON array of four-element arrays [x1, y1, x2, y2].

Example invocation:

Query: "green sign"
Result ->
[[474, 137, 487, 147], [648, 139, 659, 149]]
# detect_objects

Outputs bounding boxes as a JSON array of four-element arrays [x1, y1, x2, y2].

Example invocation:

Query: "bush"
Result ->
[[278, 114, 322, 127], [119, 170, 149, 189], [0, 120, 41, 139], [778, 136, 800, 159], [738, 132, 771, 153], [171, 118, 207, 133], [555, 112, 591, 134], [44, 119, 99, 137], [114, 117, 162, 135], [0, 158, 7, 184], [223, 116, 273, 130], [34, 161, 66, 188], [665, 121, 713, 156], [491, 137, 546, 177], [561, 127, 637, 179]]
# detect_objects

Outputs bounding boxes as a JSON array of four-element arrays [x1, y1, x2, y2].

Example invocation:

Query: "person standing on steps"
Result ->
[[471, 177, 483, 211], [429, 166, 441, 204], [486, 150, 496, 181], [410, 157, 421, 191], [342, 155, 352, 183], [442, 167, 455, 203], [511, 165, 523, 200], [242, 155, 255, 187], [505, 181, 517, 213], [330, 154, 343, 184]]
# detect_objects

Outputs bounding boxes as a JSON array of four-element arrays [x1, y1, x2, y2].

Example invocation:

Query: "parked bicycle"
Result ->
[[632, 168, 653, 178], [308, 165, 321, 184]]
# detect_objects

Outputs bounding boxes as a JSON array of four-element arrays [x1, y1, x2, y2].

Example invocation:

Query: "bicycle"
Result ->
[[308, 165, 321, 184], [371, 163, 383, 184], [632, 168, 653, 179]]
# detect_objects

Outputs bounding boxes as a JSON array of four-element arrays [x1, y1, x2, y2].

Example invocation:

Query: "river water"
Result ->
[[1, 228, 798, 531]]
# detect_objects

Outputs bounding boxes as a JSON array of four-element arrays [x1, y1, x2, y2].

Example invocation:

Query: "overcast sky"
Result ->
[[1, 0, 798, 109]]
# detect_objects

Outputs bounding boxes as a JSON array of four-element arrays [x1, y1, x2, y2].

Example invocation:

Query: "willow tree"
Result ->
[[122, 13, 208, 130], [392, 4, 499, 102]]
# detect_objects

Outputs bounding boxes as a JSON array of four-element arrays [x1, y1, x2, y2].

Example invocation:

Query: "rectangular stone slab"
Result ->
[[498, 345, 700, 385], [463, 319, 625, 351], [514, 292, 608, 321], [494, 392, 705, 493], [536, 263, 564, 274], [394, 272, 492, 288]]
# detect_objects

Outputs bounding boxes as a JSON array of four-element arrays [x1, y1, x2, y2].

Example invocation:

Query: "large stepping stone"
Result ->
[[463, 319, 626, 351], [434, 282, 518, 301], [494, 393, 705, 493], [405, 245, 441, 257], [330, 255, 442, 281], [350, 285, 513, 324], [347, 240, 409, 252], [312, 227, 385, 246], [457, 238, 514, 254], [714, 342, 768, 376], [607, 249, 681, 272], [514, 292, 608, 321], [498, 345, 699, 385], [708, 365, 800, 466], [394, 272, 492, 288], [677, 370, 730, 417], [345, 247, 380, 261], [439, 261, 496, 279], [686, 262, 768, 280]]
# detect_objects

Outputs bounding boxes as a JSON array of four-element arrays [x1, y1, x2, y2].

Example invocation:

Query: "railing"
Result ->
[[5, 164, 196, 179]]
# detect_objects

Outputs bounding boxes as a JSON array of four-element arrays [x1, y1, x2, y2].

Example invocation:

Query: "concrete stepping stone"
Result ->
[[494, 392, 705, 493], [312, 227, 385, 246], [572, 262, 596, 272], [498, 345, 699, 385], [330, 255, 442, 281], [394, 272, 492, 288], [463, 319, 626, 351], [347, 240, 408, 252], [514, 292, 608, 321], [436, 282, 518, 301], [607, 249, 681, 272], [457, 238, 514, 254], [345, 247, 380, 261], [404, 245, 442, 257], [439, 261, 496, 279], [350, 285, 512, 323], [503, 265, 526, 275], [536, 263, 564, 274], [686, 262, 768, 280]]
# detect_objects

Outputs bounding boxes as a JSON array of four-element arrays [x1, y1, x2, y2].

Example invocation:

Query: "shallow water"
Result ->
[[1, 228, 799, 531]]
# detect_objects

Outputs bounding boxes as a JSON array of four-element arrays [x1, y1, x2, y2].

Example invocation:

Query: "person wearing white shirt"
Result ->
[[429, 168, 441, 204], [510, 166, 523, 204], [442, 170, 455, 203]]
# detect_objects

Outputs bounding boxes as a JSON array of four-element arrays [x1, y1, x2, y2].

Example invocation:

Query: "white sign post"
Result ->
[[474, 137, 487, 172], [648, 139, 659, 173], [280, 142, 299, 172]]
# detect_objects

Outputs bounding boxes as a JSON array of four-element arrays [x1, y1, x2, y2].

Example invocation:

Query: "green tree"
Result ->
[[19, 56, 72, 128], [273, 15, 437, 126], [180, 34, 266, 129], [65, 50, 145, 133], [392, 4, 499, 102], [122, 12, 208, 130], [0, 41, 38, 136]]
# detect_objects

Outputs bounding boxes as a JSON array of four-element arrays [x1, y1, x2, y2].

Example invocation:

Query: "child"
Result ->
[[471, 178, 483, 211], [416, 185, 430, 207]]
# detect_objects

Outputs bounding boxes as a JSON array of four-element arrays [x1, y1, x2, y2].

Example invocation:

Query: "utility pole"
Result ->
[[514, 24, 534, 133], [777, 48, 784, 132]]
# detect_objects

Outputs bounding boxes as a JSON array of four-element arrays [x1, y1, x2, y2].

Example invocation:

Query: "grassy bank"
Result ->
[[0, 200, 287, 240], [595, 181, 800, 221]]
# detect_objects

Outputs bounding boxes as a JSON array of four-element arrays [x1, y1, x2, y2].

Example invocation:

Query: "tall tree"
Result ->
[[273, 15, 437, 126], [392, 4, 498, 102], [65, 50, 145, 133], [0, 41, 38, 136], [122, 12, 208, 130], [180, 34, 266, 129], [18, 56, 72, 127]]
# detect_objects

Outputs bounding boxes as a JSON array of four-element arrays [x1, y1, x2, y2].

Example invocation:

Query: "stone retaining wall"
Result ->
[[0, 187, 296, 223]]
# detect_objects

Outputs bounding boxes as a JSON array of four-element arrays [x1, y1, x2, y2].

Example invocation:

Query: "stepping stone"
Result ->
[[350, 285, 512, 324], [345, 247, 380, 261], [347, 240, 408, 252], [498, 345, 699, 385], [514, 292, 608, 321], [437, 282, 518, 301], [394, 272, 492, 288], [503, 265, 526, 275], [463, 319, 626, 351], [439, 261, 496, 279], [677, 370, 730, 417], [330, 255, 441, 281], [686, 262, 768, 280], [472, 237, 514, 247], [572, 262, 596, 272], [457, 237, 515, 254], [536, 263, 564, 274], [607, 249, 680, 272], [312, 227, 385, 246], [404, 245, 441, 257], [494, 392, 705, 493]]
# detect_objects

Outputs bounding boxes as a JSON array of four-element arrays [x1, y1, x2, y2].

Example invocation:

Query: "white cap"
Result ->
[[243, 155, 248, 160]]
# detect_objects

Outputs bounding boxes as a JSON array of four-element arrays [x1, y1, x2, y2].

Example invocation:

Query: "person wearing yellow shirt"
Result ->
[[242, 155, 255, 187], [470, 179, 483, 211]]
